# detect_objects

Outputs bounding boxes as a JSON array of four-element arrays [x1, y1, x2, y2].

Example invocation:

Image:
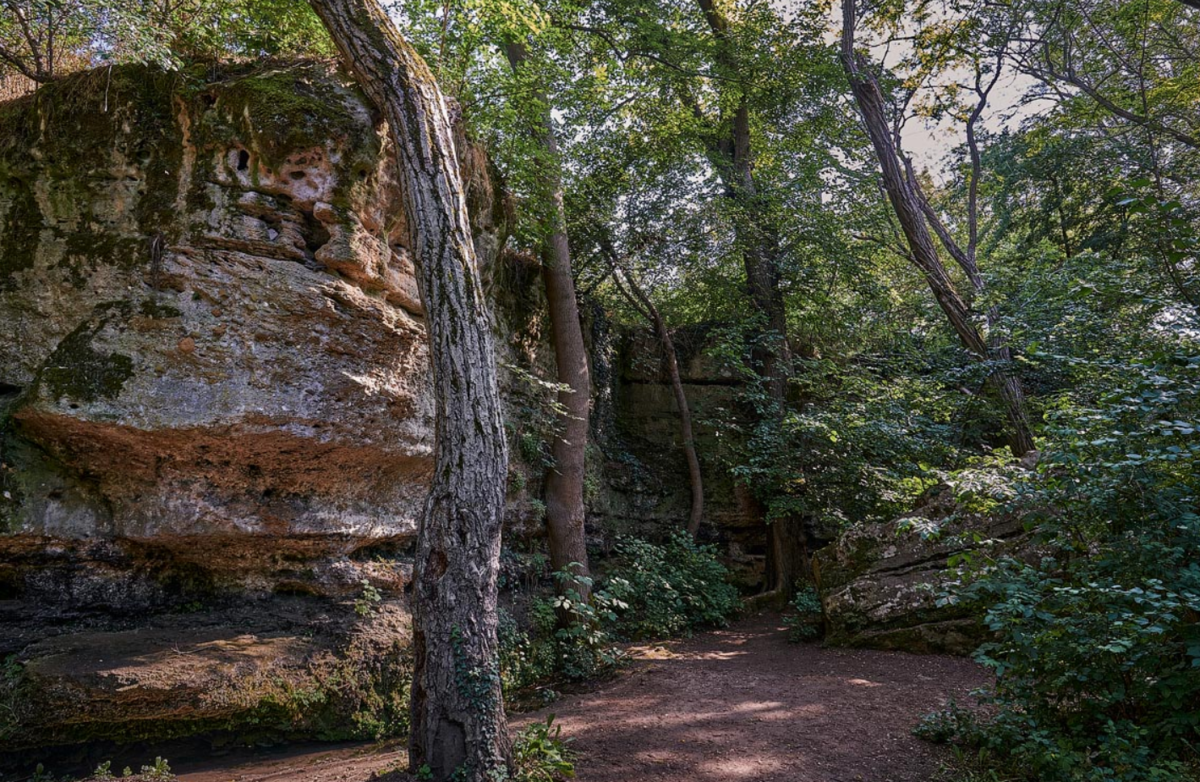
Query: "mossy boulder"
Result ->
[[813, 484, 1031, 655]]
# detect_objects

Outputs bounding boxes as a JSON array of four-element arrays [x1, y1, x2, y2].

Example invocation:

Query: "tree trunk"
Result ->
[[696, 0, 802, 596], [306, 1, 510, 779], [606, 256, 705, 537], [504, 42, 592, 600], [841, 0, 1035, 457], [658, 316, 706, 538]]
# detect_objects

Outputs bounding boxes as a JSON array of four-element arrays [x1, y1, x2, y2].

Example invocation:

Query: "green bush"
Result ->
[[783, 585, 823, 642], [603, 532, 741, 640], [499, 568, 627, 693], [913, 699, 981, 745], [511, 715, 575, 781], [930, 353, 1200, 781]]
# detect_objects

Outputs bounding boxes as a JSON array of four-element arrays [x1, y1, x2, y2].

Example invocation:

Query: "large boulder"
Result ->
[[0, 596, 412, 760]]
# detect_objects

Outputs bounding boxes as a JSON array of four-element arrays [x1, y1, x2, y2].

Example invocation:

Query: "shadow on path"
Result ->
[[519, 613, 986, 782], [172, 613, 986, 782]]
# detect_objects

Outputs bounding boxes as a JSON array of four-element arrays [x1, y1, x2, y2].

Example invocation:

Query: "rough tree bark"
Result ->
[[504, 41, 593, 600], [841, 0, 1035, 457], [306, 0, 511, 779], [600, 240, 705, 537], [696, 0, 804, 597]]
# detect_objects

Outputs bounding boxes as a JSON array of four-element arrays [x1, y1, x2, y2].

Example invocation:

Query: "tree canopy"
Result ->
[[3, 0, 1198, 778]]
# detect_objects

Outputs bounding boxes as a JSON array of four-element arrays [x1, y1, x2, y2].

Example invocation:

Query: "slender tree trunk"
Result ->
[[841, 0, 1035, 457], [606, 253, 705, 537], [306, 1, 510, 779], [504, 42, 592, 600], [658, 317, 706, 538]]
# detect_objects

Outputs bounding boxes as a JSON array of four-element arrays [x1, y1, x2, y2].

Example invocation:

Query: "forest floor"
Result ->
[[171, 613, 987, 782]]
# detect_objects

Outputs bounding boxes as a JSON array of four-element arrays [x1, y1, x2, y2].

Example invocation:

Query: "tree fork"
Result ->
[[841, 0, 1035, 457]]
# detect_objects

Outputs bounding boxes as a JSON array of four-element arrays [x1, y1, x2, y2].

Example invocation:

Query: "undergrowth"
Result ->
[[499, 532, 741, 702]]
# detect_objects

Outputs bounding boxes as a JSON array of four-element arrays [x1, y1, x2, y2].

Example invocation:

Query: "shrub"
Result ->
[[603, 532, 740, 640], [499, 569, 627, 693], [511, 715, 575, 782], [928, 353, 1200, 781], [783, 585, 823, 642], [913, 699, 980, 745]]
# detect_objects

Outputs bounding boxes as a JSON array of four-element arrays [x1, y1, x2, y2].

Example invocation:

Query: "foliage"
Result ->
[[602, 532, 740, 640], [543, 569, 627, 682], [927, 349, 1200, 780], [935, 745, 1023, 782], [353, 581, 383, 618], [0, 0, 331, 85], [499, 568, 627, 694], [511, 715, 575, 782], [350, 580, 384, 618], [139, 758, 175, 781], [3, 0, 1200, 778], [783, 585, 823, 643], [500, 537, 737, 696], [914, 699, 982, 745]]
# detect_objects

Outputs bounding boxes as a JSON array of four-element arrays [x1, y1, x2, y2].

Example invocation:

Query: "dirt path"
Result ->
[[173, 614, 986, 782]]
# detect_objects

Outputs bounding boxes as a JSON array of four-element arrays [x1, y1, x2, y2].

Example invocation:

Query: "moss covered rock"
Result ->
[[0, 597, 411, 757], [813, 484, 1031, 655]]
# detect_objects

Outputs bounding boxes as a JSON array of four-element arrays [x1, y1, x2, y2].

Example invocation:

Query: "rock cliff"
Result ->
[[0, 62, 772, 762], [0, 61, 504, 759], [0, 62, 513, 604]]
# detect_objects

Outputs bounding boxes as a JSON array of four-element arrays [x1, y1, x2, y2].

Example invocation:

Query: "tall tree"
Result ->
[[306, 0, 511, 778], [559, 0, 847, 595], [504, 38, 592, 601], [692, 0, 804, 595], [841, 0, 1036, 457]]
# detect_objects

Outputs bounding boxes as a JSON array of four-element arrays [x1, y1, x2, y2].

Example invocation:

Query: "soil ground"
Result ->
[[170, 613, 987, 782]]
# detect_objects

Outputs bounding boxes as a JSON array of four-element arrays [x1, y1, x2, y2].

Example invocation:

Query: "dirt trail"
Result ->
[[173, 614, 986, 782]]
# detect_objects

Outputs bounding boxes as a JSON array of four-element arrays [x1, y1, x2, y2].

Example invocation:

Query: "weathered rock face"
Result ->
[[0, 62, 505, 764], [0, 596, 412, 757], [0, 61, 777, 764], [589, 324, 769, 587], [814, 484, 1030, 654], [0, 63, 519, 601]]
